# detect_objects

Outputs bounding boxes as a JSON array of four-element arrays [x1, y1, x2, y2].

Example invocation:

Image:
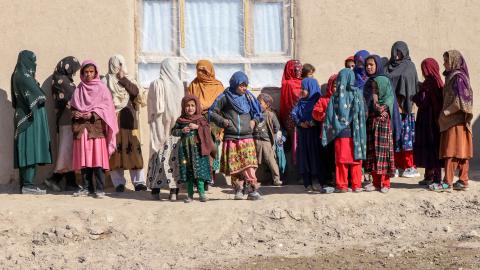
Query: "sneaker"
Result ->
[[403, 167, 420, 178], [380, 187, 390, 193], [234, 190, 244, 200], [73, 189, 91, 197], [353, 188, 363, 193], [273, 180, 283, 186], [453, 181, 469, 191], [199, 195, 208, 202], [247, 191, 263, 201], [135, 184, 148, 192], [321, 186, 335, 194], [184, 197, 194, 203], [364, 184, 378, 192], [334, 188, 348, 193], [429, 182, 452, 193], [44, 178, 61, 192], [115, 184, 125, 193], [21, 185, 47, 195], [94, 192, 106, 198], [169, 193, 177, 202]]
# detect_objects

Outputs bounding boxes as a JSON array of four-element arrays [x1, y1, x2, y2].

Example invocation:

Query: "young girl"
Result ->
[[172, 95, 215, 203], [312, 74, 337, 192], [413, 58, 444, 186], [430, 50, 473, 192], [253, 93, 282, 186], [365, 77, 396, 193], [209, 71, 264, 200], [291, 78, 322, 191], [353, 50, 370, 91], [345, 56, 355, 69], [322, 68, 366, 193], [71, 60, 118, 198]]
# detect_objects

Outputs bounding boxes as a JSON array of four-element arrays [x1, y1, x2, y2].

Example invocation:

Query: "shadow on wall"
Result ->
[[0, 88, 16, 190], [470, 115, 480, 178]]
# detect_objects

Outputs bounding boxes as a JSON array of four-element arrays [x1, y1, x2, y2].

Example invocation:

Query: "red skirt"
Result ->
[[335, 138, 361, 165]]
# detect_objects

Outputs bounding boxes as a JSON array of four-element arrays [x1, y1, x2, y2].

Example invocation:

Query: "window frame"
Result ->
[[135, 0, 295, 88]]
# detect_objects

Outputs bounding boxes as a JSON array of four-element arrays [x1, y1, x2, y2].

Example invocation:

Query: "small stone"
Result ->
[[89, 234, 101, 240], [64, 231, 73, 239], [65, 225, 71, 230], [78, 256, 86, 263], [278, 243, 283, 248], [443, 226, 451, 233], [389, 253, 394, 258]]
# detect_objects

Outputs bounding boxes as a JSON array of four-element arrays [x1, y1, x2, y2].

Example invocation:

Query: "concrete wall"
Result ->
[[0, 0, 138, 186], [295, 0, 480, 163]]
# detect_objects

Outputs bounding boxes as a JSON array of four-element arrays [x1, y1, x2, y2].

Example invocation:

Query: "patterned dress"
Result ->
[[172, 122, 212, 183], [147, 136, 181, 189], [366, 104, 396, 175]]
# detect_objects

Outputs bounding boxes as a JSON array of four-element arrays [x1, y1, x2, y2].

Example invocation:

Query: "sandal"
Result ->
[[453, 181, 469, 191], [428, 182, 452, 193]]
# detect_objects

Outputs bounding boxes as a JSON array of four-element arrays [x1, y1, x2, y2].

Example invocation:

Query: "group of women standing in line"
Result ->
[[280, 41, 473, 193], [11, 40, 473, 198]]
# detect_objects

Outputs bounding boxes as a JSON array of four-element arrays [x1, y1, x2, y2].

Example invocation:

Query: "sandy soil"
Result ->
[[0, 173, 479, 270]]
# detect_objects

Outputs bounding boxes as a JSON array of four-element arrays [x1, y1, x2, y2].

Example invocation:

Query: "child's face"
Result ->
[[259, 98, 268, 111], [346, 60, 355, 70], [83, 66, 96, 82], [365, 58, 377, 76], [306, 72, 314, 78], [300, 89, 309, 99], [236, 83, 248, 95], [185, 100, 196, 116]]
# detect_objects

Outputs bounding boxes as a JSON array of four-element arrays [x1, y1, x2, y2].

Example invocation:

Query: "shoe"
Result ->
[[115, 184, 125, 193], [247, 191, 263, 201], [453, 181, 469, 191], [334, 188, 348, 193], [418, 178, 433, 186], [403, 167, 420, 178], [73, 188, 91, 197], [169, 188, 179, 202], [273, 180, 283, 186], [184, 197, 194, 203], [94, 192, 106, 198], [321, 186, 335, 194], [380, 187, 390, 193], [151, 188, 160, 200], [21, 185, 47, 195], [429, 182, 452, 193], [135, 184, 148, 192], [65, 184, 81, 192], [364, 184, 377, 192], [353, 188, 363, 193], [199, 195, 208, 202], [304, 185, 317, 192], [44, 178, 61, 192], [234, 190, 244, 200]]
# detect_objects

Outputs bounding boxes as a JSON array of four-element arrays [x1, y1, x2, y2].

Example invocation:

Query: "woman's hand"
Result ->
[[117, 69, 125, 79], [189, 123, 199, 130], [73, 111, 82, 119], [223, 119, 230, 127], [300, 122, 310, 128], [83, 112, 92, 119], [182, 127, 191, 133], [250, 120, 256, 130]]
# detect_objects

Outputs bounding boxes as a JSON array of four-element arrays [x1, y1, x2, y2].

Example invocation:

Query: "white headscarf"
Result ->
[[147, 58, 185, 152]]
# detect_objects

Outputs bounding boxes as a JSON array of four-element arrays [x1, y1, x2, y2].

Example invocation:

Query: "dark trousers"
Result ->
[[81, 167, 105, 193]]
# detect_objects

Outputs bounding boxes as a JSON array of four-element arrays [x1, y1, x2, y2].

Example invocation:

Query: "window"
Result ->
[[137, 0, 294, 89]]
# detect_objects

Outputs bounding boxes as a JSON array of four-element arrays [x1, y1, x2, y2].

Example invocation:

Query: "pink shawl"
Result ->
[[70, 60, 119, 155]]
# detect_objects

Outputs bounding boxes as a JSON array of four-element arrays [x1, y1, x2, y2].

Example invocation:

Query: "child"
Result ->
[[312, 74, 338, 193], [365, 77, 396, 193], [344, 56, 355, 69], [71, 60, 119, 198], [322, 68, 366, 193], [291, 78, 322, 192], [253, 93, 282, 186], [209, 71, 264, 200], [302, 63, 316, 78], [172, 95, 215, 202]]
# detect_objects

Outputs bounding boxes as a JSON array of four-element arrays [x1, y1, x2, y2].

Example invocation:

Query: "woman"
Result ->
[[291, 78, 322, 191], [353, 50, 370, 91], [413, 58, 444, 186], [44, 56, 81, 192], [187, 60, 224, 181], [430, 50, 473, 192], [105, 55, 147, 192], [279, 60, 303, 165], [146, 58, 184, 201], [12, 50, 52, 194], [385, 41, 420, 178], [209, 71, 264, 200], [322, 68, 366, 193], [71, 60, 118, 198]]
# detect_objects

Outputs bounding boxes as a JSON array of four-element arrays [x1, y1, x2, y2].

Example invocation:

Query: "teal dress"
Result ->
[[172, 122, 212, 184]]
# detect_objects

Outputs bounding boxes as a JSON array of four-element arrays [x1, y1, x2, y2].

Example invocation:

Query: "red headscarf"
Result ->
[[177, 94, 215, 157], [421, 58, 444, 89], [312, 74, 338, 123], [418, 58, 444, 119], [344, 56, 355, 68], [280, 59, 302, 125]]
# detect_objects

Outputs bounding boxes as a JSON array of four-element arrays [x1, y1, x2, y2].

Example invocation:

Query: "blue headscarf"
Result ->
[[322, 68, 366, 160], [353, 50, 370, 90], [210, 71, 263, 122], [291, 78, 321, 123]]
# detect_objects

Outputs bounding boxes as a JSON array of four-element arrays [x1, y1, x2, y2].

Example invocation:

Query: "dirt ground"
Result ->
[[0, 171, 479, 270]]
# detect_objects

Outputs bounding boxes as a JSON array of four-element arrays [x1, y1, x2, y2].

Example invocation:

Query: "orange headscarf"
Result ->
[[187, 60, 224, 112]]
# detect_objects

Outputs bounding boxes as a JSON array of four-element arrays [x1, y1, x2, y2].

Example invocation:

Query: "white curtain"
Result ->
[[142, 0, 173, 53], [184, 0, 243, 58], [250, 64, 284, 89], [186, 63, 244, 88], [254, 2, 284, 54], [138, 63, 162, 87]]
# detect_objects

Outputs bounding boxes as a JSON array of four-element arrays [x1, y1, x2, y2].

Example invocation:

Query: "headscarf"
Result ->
[[177, 94, 215, 156], [353, 50, 370, 90], [105, 54, 144, 112], [344, 56, 354, 68], [11, 50, 46, 136], [187, 60, 224, 112], [325, 74, 338, 98], [291, 78, 321, 123], [51, 56, 81, 126], [222, 71, 263, 122], [373, 76, 395, 119], [322, 68, 366, 160], [442, 50, 472, 116], [386, 41, 419, 113], [147, 58, 185, 151], [363, 55, 384, 108], [421, 58, 444, 90], [258, 93, 274, 109], [70, 60, 119, 155], [280, 59, 303, 124]]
